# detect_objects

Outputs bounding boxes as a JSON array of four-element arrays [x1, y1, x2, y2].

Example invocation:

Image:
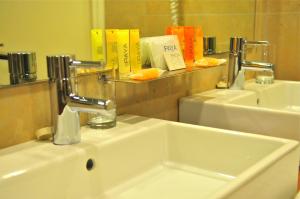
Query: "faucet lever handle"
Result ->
[[244, 40, 269, 46], [242, 61, 274, 69], [70, 60, 106, 68], [230, 37, 244, 53], [47, 55, 108, 81]]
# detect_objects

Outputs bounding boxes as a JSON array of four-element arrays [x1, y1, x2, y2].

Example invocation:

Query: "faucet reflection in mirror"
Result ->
[[228, 37, 274, 89], [0, 51, 37, 85], [47, 55, 116, 145]]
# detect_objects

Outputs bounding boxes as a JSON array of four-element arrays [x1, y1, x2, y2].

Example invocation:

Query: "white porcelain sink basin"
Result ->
[[180, 80, 300, 142], [0, 115, 299, 199], [243, 80, 300, 112]]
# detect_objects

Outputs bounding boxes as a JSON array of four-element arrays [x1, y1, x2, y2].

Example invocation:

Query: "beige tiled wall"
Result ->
[[255, 0, 300, 80], [0, 82, 51, 149], [116, 66, 224, 121], [182, 0, 256, 51], [105, 0, 256, 51], [0, 66, 224, 149]]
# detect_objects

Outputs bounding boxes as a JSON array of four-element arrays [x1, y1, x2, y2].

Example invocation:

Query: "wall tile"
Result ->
[[182, 0, 256, 14], [183, 14, 255, 51], [116, 66, 224, 121], [145, 0, 170, 15], [255, 0, 300, 80], [0, 82, 51, 149], [105, 0, 256, 42]]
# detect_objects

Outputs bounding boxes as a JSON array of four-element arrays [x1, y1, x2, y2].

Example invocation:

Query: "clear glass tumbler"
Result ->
[[87, 74, 116, 129], [243, 42, 274, 84]]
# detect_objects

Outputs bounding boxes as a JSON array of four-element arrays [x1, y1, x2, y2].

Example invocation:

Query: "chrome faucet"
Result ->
[[228, 37, 274, 89], [47, 55, 115, 145], [0, 52, 37, 84]]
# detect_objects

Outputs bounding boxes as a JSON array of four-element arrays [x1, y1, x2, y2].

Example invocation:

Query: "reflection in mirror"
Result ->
[[0, 0, 105, 87], [0, 0, 256, 87], [0, 51, 37, 85], [2, 1, 298, 86], [105, 0, 256, 51], [106, 0, 300, 81]]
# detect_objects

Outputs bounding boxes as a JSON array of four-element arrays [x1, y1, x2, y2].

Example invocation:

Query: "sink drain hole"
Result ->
[[86, 159, 95, 171]]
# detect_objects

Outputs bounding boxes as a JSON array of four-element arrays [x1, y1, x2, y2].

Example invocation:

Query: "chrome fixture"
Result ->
[[228, 37, 274, 89], [0, 52, 37, 84], [47, 55, 115, 145], [203, 36, 216, 55]]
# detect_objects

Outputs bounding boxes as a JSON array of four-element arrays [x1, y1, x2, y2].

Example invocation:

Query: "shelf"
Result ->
[[115, 64, 226, 84]]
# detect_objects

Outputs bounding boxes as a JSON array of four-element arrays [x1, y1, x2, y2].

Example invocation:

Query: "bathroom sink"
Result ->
[[243, 80, 300, 111], [0, 115, 299, 199], [180, 80, 300, 142]]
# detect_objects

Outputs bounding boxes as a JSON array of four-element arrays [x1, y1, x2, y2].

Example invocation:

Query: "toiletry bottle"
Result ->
[[129, 29, 142, 73], [117, 29, 130, 79], [90, 29, 105, 74], [166, 26, 173, 35], [105, 29, 119, 76], [166, 26, 176, 35], [194, 26, 204, 61], [184, 26, 195, 69], [166, 26, 185, 56], [91, 29, 105, 62]]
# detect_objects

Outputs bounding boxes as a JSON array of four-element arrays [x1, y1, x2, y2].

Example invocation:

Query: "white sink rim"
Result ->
[[0, 115, 299, 199], [179, 79, 300, 149]]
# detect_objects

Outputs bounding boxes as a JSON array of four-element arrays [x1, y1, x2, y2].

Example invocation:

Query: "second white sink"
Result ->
[[180, 80, 300, 142], [242, 80, 300, 111]]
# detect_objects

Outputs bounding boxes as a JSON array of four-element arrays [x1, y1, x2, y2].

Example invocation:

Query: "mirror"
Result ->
[[106, 0, 300, 81], [7, 0, 296, 87], [0, 0, 105, 87], [105, 0, 256, 51]]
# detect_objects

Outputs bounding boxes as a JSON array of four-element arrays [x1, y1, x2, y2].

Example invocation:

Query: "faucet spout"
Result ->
[[242, 61, 274, 69], [228, 37, 274, 89], [68, 94, 115, 112]]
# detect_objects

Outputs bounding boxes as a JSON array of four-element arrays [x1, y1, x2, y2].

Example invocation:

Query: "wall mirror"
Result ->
[[0, 0, 105, 87], [1, 0, 298, 87]]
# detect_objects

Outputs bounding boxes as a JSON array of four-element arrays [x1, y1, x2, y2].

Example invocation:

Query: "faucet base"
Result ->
[[54, 105, 81, 145]]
